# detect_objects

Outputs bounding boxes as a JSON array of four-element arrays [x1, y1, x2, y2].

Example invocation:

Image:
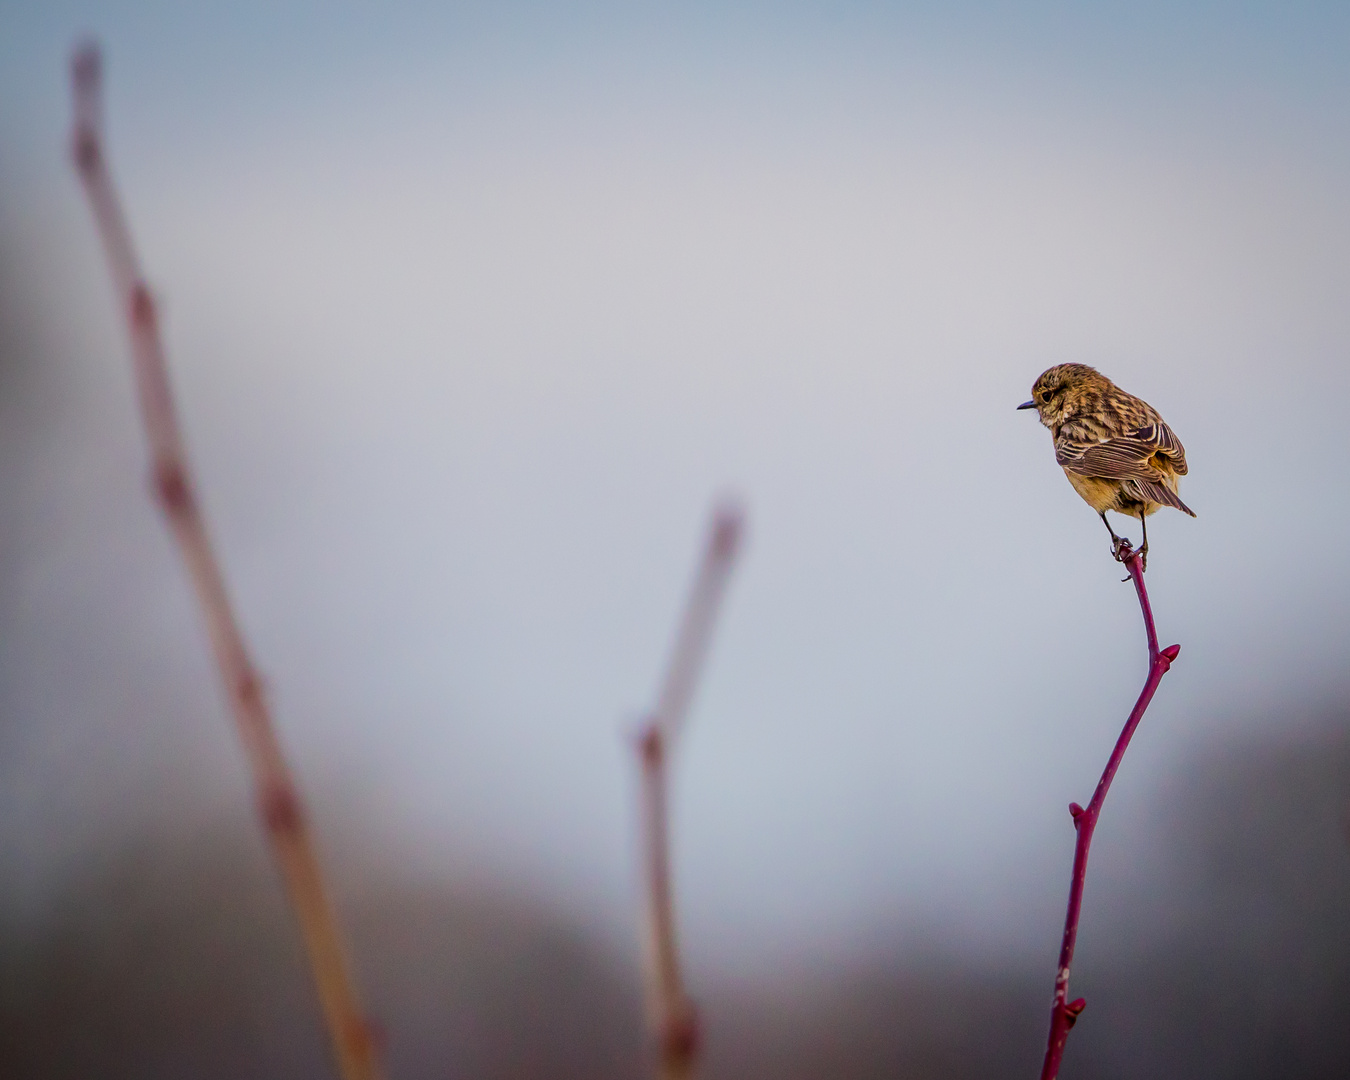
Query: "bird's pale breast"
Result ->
[[1063, 470, 1122, 514]]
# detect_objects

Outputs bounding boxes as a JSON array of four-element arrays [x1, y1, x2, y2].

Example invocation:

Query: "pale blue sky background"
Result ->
[[2, 2, 1349, 974]]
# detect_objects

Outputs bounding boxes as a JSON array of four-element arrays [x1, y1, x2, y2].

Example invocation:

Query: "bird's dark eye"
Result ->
[[1038, 389, 1053, 403]]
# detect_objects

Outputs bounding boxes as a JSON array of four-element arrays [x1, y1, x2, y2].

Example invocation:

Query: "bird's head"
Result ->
[[1018, 363, 1111, 428]]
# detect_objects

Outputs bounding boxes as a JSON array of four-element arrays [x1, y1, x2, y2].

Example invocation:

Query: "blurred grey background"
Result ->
[[2, 2, 1348, 1077]]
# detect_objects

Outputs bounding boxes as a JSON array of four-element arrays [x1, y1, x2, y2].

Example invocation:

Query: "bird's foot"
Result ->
[[1111, 536, 1148, 579], [1111, 536, 1137, 580]]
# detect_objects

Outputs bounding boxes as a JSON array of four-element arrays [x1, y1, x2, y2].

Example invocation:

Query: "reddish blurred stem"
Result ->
[[636, 504, 744, 1080], [69, 43, 384, 1080], [1039, 543, 1180, 1080]]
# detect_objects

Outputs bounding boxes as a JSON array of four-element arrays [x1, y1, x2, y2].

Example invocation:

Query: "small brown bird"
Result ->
[[1019, 364, 1194, 567]]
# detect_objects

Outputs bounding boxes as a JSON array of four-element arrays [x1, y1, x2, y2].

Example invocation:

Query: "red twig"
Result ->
[[1038, 542, 1181, 1080], [636, 503, 744, 1080], [69, 43, 384, 1080]]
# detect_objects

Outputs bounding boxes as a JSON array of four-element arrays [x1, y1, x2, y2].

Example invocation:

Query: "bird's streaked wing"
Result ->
[[1056, 420, 1188, 479]]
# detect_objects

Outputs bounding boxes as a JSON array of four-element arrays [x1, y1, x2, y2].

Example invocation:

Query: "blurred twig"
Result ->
[[636, 503, 744, 1080], [70, 42, 384, 1080], [1039, 543, 1180, 1080]]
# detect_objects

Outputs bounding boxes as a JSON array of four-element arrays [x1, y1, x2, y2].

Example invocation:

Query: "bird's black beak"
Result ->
[[1017, 400, 1037, 411]]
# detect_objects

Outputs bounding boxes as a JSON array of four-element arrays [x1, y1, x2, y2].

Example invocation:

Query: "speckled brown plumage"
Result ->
[[1020, 363, 1194, 566]]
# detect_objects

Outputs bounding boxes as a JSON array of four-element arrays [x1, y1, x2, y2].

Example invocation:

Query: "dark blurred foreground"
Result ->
[[3, 711, 1347, 1080]]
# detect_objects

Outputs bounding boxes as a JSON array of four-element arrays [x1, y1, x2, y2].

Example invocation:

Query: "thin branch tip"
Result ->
[[70, 43, 384, 1080], [71, 39, 101, 81], [71, 40, 102, 109], [634, 501, 744, 1080], [709, 501, 745, 559], [70, 41, 103, 169]]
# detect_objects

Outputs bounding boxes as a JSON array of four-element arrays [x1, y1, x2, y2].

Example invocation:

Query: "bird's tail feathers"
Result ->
[[1135, 479, 1197, 517]]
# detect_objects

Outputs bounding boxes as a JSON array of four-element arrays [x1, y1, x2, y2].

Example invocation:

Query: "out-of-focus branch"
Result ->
[[1038, 542, 1180, 1080], [636, 503, 744, 1080], [70, 43, 384, 1080]]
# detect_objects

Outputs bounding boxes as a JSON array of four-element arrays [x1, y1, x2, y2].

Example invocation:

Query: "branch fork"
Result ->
[[1039, 541, 1180, 1080]]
